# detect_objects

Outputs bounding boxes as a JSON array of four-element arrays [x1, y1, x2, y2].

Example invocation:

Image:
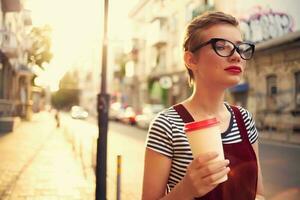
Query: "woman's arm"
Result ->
[[252, 141, 265, 200], [142, 149, 172, 200], [142, 149, 194, 200], [142, 149, 230, 200]]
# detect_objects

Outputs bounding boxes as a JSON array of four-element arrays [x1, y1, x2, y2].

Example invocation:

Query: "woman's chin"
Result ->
[[224, 79, 242, 88]]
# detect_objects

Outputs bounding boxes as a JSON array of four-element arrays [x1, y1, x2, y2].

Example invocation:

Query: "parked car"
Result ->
[[70, 106, 88, 119], [118, 106, 137, 125], [136, 104, 165, 129], [109, 102, 123, 120]]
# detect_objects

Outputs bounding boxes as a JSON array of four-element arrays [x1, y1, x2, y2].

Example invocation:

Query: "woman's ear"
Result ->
[[184, 51, 198, 71]]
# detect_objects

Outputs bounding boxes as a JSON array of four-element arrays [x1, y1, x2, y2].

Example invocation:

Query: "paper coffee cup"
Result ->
[[184, 118, 227, 184]]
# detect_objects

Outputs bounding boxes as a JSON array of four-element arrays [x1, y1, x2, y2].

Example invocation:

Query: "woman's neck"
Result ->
[[184, 83, 226, 118]]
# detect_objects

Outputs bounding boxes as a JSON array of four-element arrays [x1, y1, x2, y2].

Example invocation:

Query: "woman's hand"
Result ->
[[255, 194, 266, 200], [180, 152, 230, 199]]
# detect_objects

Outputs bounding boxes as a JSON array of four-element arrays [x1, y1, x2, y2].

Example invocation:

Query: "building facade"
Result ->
[[218, 0, 300, 133], [0, 0, 33, 132], [128, 0, 199, 111], [125, 0, 300, 132], [247, 32, 300, 133]]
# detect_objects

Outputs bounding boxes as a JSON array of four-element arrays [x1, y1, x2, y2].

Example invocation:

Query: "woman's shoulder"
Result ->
[[147, 107, 176, 139], [224, 101, 250, 114], [236, 106, 253, 120], [150, 106, 183, 127], [224, 102, 253, 118], [153, 106, 178, 120]]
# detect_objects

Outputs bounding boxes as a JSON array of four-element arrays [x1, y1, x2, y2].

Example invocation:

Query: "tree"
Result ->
[[115, 52, 128, 79], [51, 71, 80, 110], [28, 25, 53, 69]]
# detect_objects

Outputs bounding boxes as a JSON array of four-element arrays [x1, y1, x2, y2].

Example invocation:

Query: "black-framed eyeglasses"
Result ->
[[191, 38, 255, 60]]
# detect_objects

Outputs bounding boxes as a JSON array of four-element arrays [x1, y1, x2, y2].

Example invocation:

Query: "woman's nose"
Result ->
[[229, 49, 242, 62]]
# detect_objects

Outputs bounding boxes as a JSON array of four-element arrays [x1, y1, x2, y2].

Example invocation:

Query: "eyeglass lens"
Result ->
[[214, 39, 253, 59], [238, 43, 253, 59]]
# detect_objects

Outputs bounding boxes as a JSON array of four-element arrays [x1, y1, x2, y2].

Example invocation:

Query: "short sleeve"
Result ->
[[239, 107, 259, 144], [146, 112, 173, 158]]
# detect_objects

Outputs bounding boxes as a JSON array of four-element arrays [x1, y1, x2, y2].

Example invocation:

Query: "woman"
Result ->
[[142, 11, 265, 200]]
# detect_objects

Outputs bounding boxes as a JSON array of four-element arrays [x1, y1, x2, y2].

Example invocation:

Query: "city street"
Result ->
[[61, 113, 147, 200], [259, 141, 300, 199], [1, 112, 299, 199], [62, 113, 300, 200], [0, 0, 299, 200]]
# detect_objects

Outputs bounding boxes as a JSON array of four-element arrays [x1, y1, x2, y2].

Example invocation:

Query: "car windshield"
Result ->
[[143, 104, 164, 114], [71, 106, 86, 112]]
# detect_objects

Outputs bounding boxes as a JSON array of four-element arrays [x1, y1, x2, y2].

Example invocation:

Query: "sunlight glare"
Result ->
[[25, 0, 103, 91], [25, 0, 138, 91]]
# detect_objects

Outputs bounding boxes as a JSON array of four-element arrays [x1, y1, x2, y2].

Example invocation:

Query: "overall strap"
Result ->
[[173, 104, 194, 123], [230, 106, 249, 143], [229, 105, 258, 200]]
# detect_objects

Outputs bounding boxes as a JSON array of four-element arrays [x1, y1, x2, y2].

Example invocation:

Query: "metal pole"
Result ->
[[96, 0, 110, 199], [116, 155, 122, 200]]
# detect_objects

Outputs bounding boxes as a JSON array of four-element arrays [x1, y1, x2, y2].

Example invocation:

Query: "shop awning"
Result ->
[[229, 83, 249, 93]]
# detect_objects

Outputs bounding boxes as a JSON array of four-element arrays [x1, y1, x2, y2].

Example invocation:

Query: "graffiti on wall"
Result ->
[[240, 6, 295, 43]]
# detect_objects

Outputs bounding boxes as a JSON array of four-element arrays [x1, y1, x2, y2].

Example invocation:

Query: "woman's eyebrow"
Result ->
[[235, 40, 244, 44], [220, 38, 243, 44]]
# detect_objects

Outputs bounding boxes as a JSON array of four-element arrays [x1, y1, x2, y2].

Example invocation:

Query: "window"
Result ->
[[267, 75, 277, 96], [170, 13, 178, 33], [266, 75, 277, 109], [295, 72, 300, 108], [185, 3, 194, 22], [157, 50, 166, 71], [172, 45, 179, 69], [0, 63, 3, 98]]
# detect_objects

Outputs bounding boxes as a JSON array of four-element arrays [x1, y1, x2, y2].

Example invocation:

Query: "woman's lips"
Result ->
[[224, 66, 242, 74]]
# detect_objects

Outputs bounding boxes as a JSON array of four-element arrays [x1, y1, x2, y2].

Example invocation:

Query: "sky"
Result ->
[[25, 0, 138, 91]]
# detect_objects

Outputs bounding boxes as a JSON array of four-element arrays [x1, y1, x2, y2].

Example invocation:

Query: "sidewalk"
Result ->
[[0, 111, 95, 200], [259, 130, 300, 146]]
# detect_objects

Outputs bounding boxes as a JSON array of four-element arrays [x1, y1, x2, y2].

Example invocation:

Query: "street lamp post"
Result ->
[[96, 0, 109, 199]]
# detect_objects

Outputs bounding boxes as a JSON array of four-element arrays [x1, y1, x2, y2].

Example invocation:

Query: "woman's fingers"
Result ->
[[183, 153, 231, 198], [200, 159, 230, 178], [202, 167, 230, 184], [190, 152, 219, 169]]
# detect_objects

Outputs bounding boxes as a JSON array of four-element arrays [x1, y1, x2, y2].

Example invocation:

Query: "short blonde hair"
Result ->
[[183, 11, 239, 86]]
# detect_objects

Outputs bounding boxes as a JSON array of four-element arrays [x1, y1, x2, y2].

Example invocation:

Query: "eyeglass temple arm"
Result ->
[[190, 40, 212, 53]]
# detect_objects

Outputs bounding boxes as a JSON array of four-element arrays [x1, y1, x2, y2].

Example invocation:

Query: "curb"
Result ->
[[259, 136, 300, 147]]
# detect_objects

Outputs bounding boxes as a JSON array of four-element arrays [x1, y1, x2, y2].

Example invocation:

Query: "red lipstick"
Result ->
[[224, 66, 242, 74]]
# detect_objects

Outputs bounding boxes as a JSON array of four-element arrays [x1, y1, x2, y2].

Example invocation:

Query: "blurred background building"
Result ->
[[1, 0, 299, 135], [107, 0, 300, 133], [0, 0, 34, 132]]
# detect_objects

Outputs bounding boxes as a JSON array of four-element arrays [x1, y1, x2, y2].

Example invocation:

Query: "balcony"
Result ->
[[0, 30, 18, 58], [147, 15, 168, 48], [149, 30, 168, 47], [23, 9, 32, 26], [147, 0, 168, 23]]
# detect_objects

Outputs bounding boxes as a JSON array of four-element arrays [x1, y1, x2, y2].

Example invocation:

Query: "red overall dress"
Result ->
[[174, 104, 258, 200]]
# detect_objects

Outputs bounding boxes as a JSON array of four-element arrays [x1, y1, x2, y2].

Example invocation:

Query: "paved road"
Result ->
[[62, 113, 300, 200], [107, 124, 300, 200], [62, 114, 147, 200], [259, 140, 300, 199]]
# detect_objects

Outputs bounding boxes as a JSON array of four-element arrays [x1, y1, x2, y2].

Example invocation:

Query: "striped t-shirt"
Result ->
[[146, 103, 258, 191]]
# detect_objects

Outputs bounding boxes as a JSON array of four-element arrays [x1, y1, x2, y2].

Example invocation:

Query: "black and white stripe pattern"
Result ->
[[146, 103, 258, 191]]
